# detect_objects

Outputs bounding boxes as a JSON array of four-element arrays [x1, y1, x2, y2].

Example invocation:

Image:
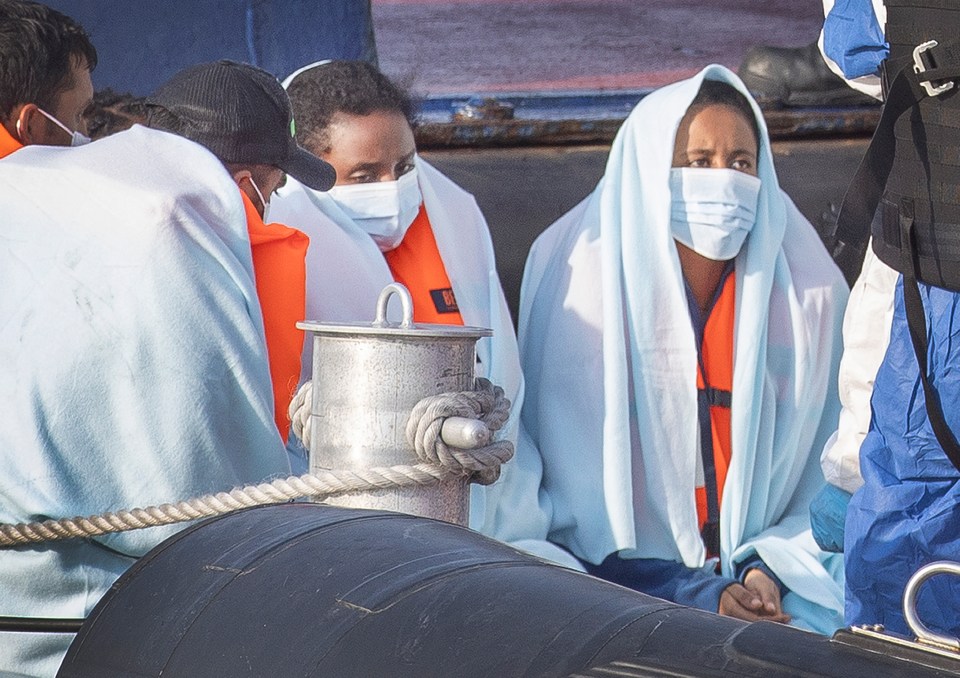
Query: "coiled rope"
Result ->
[[0, 379, 512, 547], [406, 378, 511, 485]]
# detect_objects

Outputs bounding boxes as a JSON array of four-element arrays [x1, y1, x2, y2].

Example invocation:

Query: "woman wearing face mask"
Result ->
[[491, 66, 849, 633], [270, 61, 523, 532]]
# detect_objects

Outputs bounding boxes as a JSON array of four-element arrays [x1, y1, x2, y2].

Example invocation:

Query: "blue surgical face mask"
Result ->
[[669, 167, 762, 261], [327, 167, 422, 252], [35, 107, 91, 147]]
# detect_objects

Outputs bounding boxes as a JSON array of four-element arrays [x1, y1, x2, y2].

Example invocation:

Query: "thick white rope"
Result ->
[[0, 380, 513, 547], [405, 378, 512, 485]]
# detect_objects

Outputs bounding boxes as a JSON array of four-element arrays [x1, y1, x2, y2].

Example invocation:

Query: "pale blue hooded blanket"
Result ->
[[0, 127, 290, 676], [490, 66, 849, 632]]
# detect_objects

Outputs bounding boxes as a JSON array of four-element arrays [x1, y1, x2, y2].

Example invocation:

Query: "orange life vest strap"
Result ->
[[383, 206, 464, 325], [242, 190, 309, 442], [0, 124, 23, 159], [695, 272, 736, 546]]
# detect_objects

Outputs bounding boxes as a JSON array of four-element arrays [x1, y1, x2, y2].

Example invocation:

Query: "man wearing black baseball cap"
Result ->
[[147, 59, 335, 210], [146, 59, 336, 441]]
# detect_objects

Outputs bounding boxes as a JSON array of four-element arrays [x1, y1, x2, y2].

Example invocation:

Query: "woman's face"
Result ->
[[671, 103, 759, 177], [321, 110, 416, 186]]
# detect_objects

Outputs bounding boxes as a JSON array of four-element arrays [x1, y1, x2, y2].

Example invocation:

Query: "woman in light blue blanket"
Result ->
[[490, 66, 848, 633]]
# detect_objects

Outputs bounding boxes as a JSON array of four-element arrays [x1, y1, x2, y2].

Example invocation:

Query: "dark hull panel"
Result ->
[[59, 504, 960, 677]]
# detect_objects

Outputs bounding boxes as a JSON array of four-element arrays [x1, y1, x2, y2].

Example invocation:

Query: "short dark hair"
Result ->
[[83, 88, 147, 140], [285, 60, 414, 154], [690, 79, 761, 150], [0, 0, 97, 119]]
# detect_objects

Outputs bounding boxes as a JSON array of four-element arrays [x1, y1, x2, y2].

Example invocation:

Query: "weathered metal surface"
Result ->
[[373, 0, 825, 96], [298, 286, 490, 525], [415, 91, 880, 149]]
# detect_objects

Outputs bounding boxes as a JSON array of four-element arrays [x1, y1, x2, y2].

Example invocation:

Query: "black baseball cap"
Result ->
[[147, 60, 336, 191]]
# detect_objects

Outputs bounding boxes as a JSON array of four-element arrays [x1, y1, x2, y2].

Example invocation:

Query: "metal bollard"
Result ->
[[297, 284, 492, 525]]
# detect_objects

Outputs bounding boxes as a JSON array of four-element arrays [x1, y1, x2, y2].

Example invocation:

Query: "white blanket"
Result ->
[[0, 126, 290, 675], [491, 66, 849, 632], [270, 159, 522, 531]]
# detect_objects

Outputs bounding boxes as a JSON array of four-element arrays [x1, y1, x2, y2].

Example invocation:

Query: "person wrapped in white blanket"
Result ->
[[0, 126, 291, 676], [271, 61, 522, 532], [489, 66, 849, 633]]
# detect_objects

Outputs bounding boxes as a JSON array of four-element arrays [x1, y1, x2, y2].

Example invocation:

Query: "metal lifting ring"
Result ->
[[903, 560, 960, 651], [373, 282, 416, 329]]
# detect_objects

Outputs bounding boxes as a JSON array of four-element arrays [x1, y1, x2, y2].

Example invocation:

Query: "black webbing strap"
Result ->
[[832, 61, 930, 248], [833, 39, 960, 249], [696, 351, 729, 558], [899, 198, 960, 471], [831, 36, 960, 472]]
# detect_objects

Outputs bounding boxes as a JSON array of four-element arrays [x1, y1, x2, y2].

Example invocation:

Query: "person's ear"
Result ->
[[231, 168, 252, 185], [232, 168, 254, 198], [14, 104, 48, 146], [231, 168, 264, 217]]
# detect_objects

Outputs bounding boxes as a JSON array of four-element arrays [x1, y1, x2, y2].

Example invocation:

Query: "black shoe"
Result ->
[[737, 41, 879, 108]]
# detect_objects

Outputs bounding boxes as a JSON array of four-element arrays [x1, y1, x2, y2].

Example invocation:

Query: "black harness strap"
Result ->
[[696, 351, 729, 559], [833, 29, 960, 472], [833, 61, 929, 248], [686, 264, 734, 558], [900, 203, 960, 471]]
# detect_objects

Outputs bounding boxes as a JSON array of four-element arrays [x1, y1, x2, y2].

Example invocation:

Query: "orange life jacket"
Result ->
[[383, 205, 465, 326], [695, 272, 735, 542], [0, 124, 23, 159], [241, 190, 310, 442]]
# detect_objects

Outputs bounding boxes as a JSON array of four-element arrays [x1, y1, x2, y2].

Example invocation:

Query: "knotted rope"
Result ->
[[288, 378, 314, 447], [406, 378, 511, 485], [0, 380, 513, 547]]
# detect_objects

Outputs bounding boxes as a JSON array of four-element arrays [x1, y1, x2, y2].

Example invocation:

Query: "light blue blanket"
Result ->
[[0, 126, 290, 675], [491, 66, 849, 632]]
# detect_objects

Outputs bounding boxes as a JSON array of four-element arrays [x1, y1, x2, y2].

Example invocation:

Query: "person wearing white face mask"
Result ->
[[325, 167, 423, 252], [668, 167, 761, 262], [0, 0, 96, 158], [492, 68, 849, 634], [25, 105, 90, 146], [271, 61, 524, 536]]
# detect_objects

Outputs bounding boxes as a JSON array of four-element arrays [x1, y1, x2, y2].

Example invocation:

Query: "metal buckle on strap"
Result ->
[[914, 40, 955, 97]]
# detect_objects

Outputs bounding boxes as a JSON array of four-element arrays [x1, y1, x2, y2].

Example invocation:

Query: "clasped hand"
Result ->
[[718, 568, 791, 623]]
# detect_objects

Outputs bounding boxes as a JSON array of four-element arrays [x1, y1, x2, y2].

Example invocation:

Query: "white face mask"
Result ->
[[245, 175, 271, 223], [669, 167, 761, 261], [327, 167, 422, 252], [35, 107, 91, 147]]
